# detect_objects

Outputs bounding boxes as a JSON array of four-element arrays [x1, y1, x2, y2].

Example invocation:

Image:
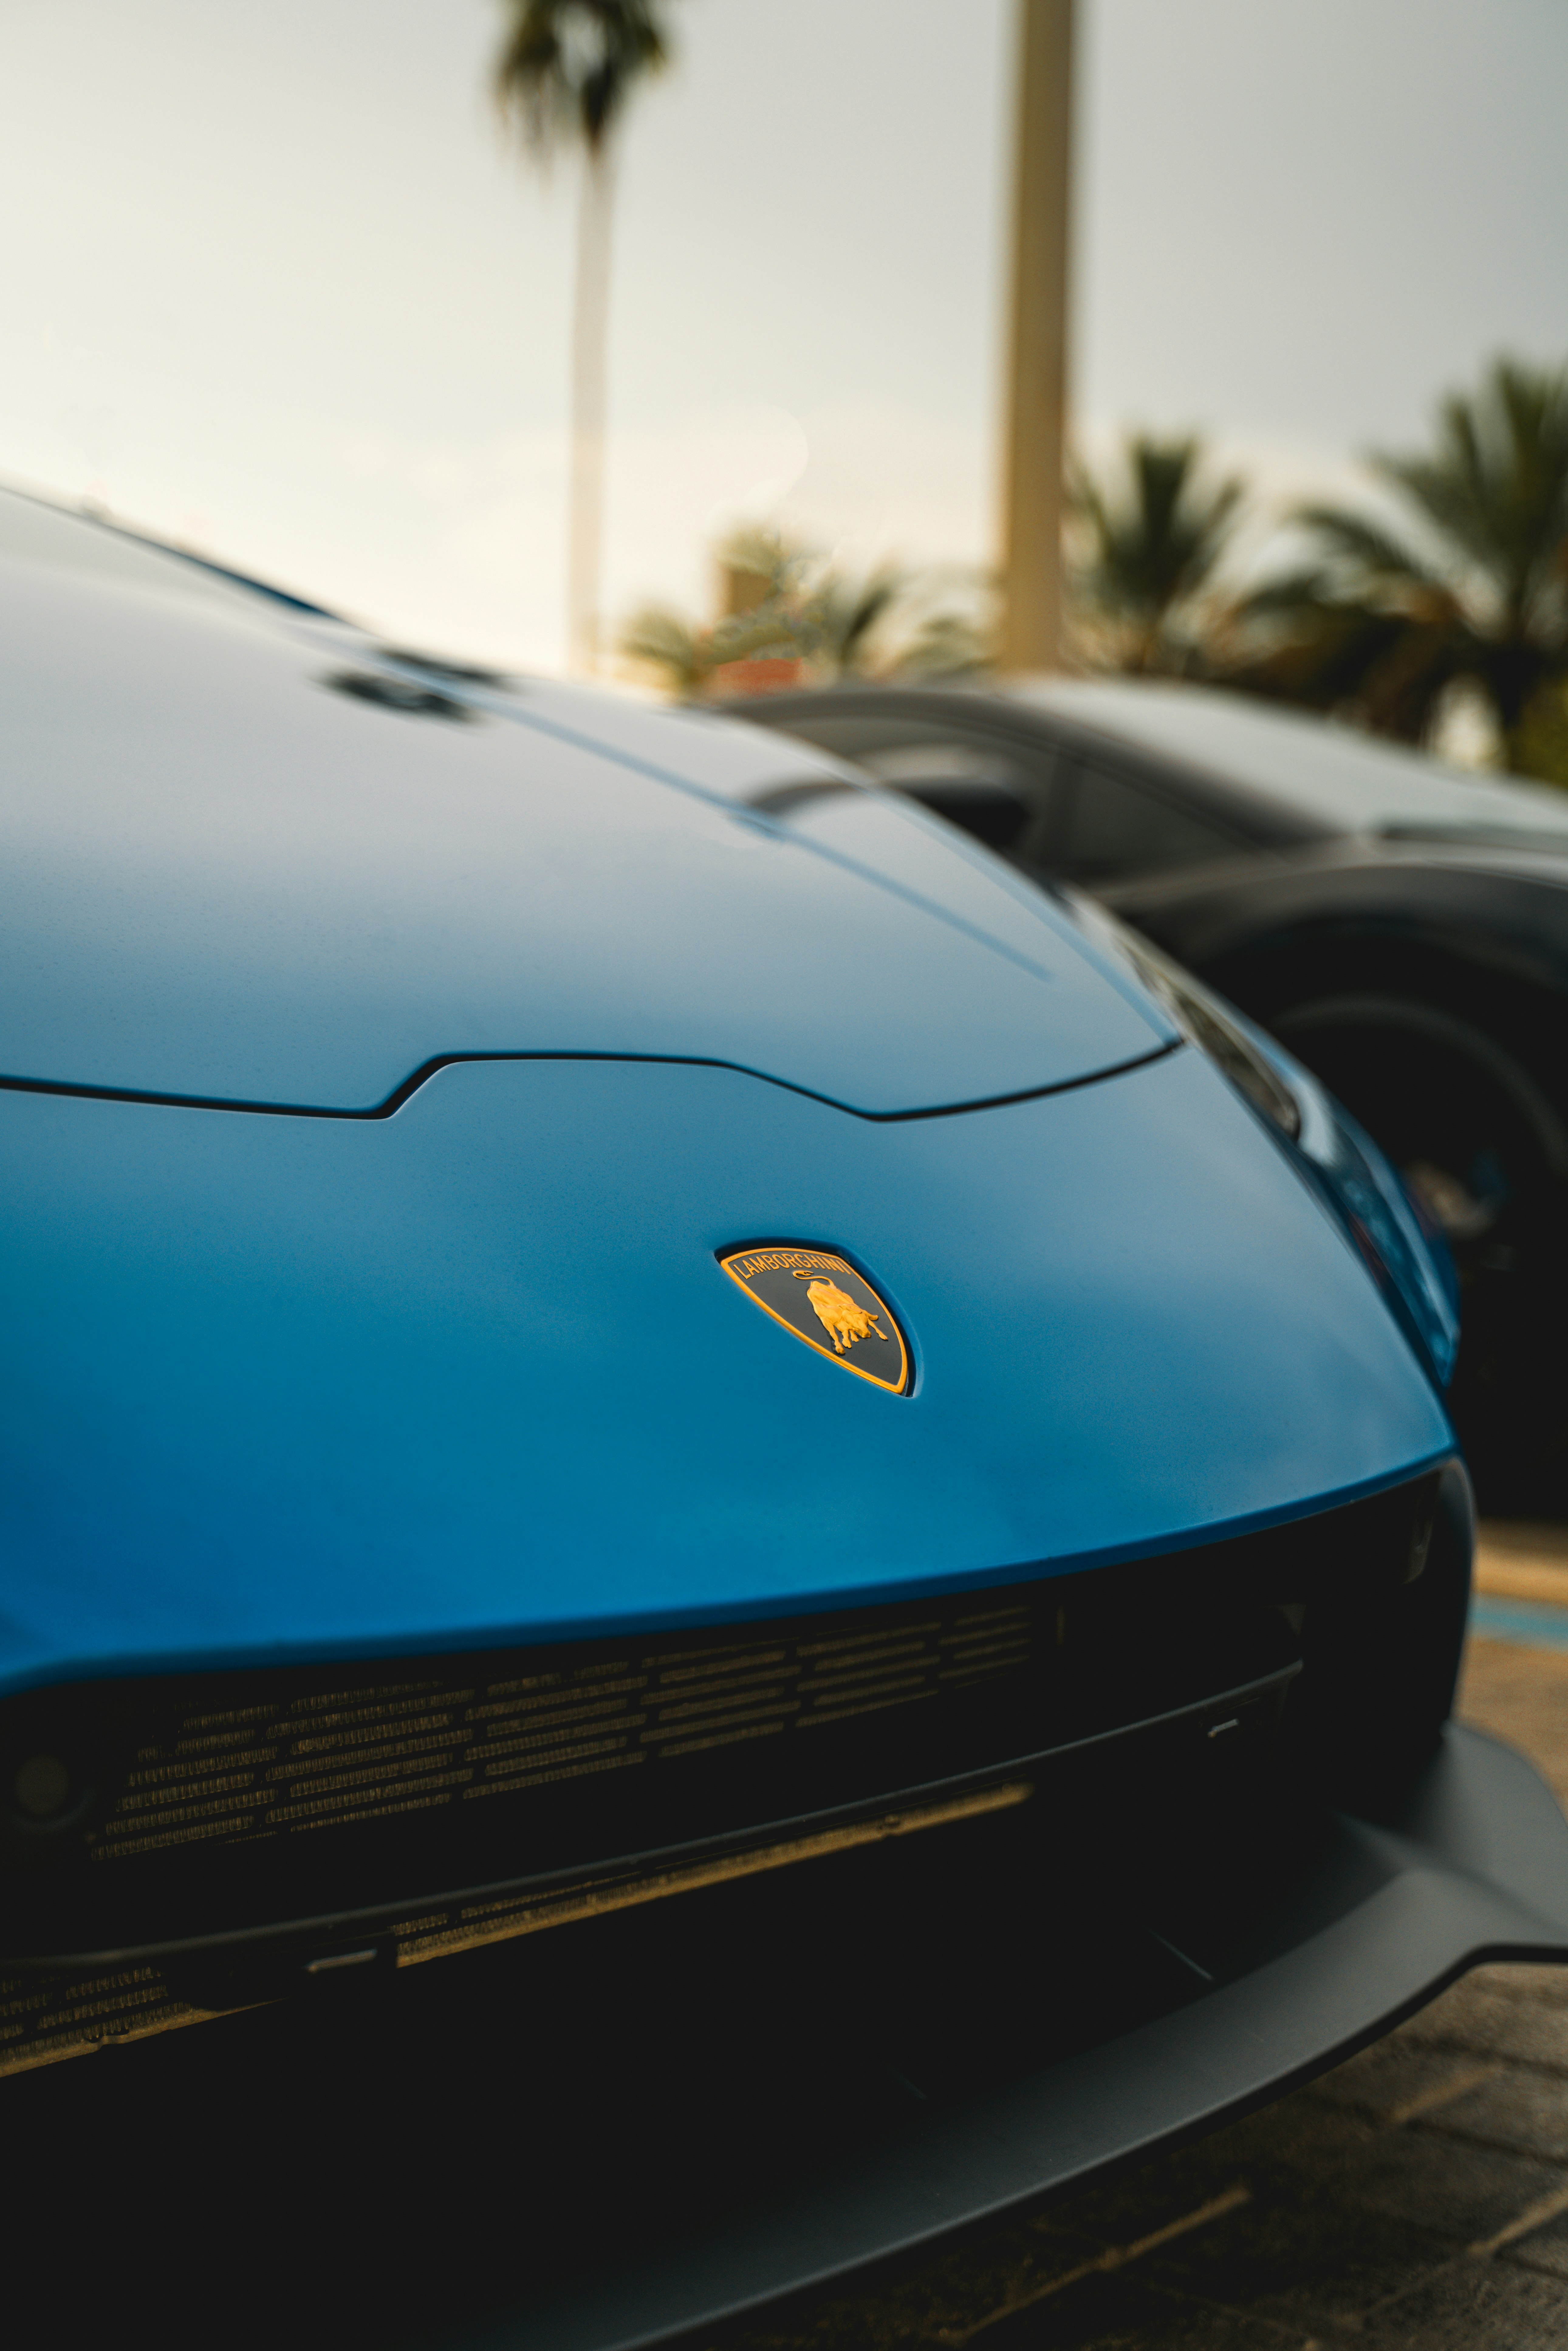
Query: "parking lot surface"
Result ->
[[714, 1555, 1568, 2351]]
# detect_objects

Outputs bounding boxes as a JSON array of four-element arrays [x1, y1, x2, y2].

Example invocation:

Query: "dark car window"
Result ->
[[1055, 759, 1248, 884]]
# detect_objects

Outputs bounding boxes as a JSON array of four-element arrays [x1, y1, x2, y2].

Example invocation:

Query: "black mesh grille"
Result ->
[[0, 1469, 1450, 1970], [90, 1598, 1034, 1863]]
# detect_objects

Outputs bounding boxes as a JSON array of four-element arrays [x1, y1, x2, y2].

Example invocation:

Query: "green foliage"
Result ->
[[494, 0, 675, 158], [618, 354, 1568, 782], [1070, 435, 1245, 675], [1238, 358, 1568, 772], [618, 530, 992, 696], [619, 601, 800, 694], [617, 604, 715, 694], [1513, 679, 1568, 790]]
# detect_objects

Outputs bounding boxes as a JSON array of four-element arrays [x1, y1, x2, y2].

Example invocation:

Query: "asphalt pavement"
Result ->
[[710, 1531, 1568, 2351]]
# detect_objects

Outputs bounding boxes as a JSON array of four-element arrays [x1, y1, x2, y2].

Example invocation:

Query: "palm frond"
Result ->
[[1233, 563, 1340, 619], [1371, 358, 1568, 622], [714, 523, 804, 606], [620, 535, 992, 695], [893, 607, 994, 680], [1194, 356, 1568, 776], [618, 602, 712, 691], [1071, 434, 1245, 670], [495, 0, 675, 157], [1291, 505, 1446, 594], [801, 565, 906, 676]]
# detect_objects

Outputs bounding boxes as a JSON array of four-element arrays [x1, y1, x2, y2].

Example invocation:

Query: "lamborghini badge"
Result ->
[[719, 1246, 910, 1394]]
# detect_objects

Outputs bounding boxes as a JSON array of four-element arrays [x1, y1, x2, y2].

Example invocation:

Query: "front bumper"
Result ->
[[471, 1722, 1568, 2351], [6, 1725, 1566, 2348]]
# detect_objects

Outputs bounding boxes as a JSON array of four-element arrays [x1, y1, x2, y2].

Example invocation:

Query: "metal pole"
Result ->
[[567, 146, 615, 677], [998, 0, 1074, 673]]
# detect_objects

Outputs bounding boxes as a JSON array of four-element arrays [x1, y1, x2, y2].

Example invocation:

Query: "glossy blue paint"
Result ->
[[0, 1047, 1451, 1698], [0, 555, 1168, 1115]]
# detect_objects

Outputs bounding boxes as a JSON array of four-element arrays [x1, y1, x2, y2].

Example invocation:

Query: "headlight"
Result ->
[[1100, 923, 1302, 1143], [1064, 896, 1460, 1391], [1282, 1060, 1460, 1390]]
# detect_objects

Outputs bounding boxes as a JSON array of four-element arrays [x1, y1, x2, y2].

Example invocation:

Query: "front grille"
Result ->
[[91, 1597, 1034, 1863], [0, 1469, 1452, 1972]]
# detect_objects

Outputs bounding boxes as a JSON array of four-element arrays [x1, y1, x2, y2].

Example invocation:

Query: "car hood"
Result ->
[[0, 555, 1169, 1115], [0, 1049, 1451, 1692]]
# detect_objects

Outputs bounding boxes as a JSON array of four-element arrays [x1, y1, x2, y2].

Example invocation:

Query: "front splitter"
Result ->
[[455, 1724, 1568, 2351]]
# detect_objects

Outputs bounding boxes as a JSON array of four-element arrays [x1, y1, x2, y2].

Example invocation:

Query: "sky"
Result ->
[[1, 0, 1566, 672]]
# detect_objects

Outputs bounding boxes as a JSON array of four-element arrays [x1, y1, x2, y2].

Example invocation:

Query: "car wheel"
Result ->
[[1271, 993, 1568, 1514]]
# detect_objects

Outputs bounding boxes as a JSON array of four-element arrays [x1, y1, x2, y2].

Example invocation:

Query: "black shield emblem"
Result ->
[[719, 1245, 910, 1394]]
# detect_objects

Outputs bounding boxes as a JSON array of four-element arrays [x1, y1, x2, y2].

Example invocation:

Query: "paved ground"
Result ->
[[714, 1541, 1568, 2351]]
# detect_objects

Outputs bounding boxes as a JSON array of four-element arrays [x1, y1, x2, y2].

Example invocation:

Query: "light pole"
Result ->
[[998, 0, 1074, 673]]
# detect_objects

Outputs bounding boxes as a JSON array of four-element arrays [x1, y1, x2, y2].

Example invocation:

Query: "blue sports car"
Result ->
[[2, 486, 1566, 2349]]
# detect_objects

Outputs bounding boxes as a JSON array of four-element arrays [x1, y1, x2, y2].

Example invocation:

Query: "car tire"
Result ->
[[1270, 992, 1568, 1514]]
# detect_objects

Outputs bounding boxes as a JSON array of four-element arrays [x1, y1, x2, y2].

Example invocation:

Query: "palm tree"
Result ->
[[1242, 359, 1568, 773], [618, 529, 991, 695], [717, 528, 989, 683], [617, 603, 717, 695], [494, 2, 678, 675], [799, 565, 909, 679], [1070, 435, 1245, 675]]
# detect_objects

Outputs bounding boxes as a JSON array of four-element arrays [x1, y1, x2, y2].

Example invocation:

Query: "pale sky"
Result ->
[[2, 0, 1566, 670]]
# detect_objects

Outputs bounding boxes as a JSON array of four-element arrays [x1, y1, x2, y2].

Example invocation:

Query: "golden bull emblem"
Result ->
[[793, 1272, 889, 1356], [718, 1245, 910, 1395]]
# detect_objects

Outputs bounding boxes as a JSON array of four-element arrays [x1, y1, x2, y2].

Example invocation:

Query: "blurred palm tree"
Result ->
[[895, 602, 994, 679], [618, 605, 717, 695], [1239, 358, 1568, 775], [619, 602, 799, 696], [714, 524, 805, 619], [1070, 435, 1245, 675], [799, 564, 909, 678], [620, 527, 991, 694], [495, 1, 678, 675], [702, 525, 933, 681]]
